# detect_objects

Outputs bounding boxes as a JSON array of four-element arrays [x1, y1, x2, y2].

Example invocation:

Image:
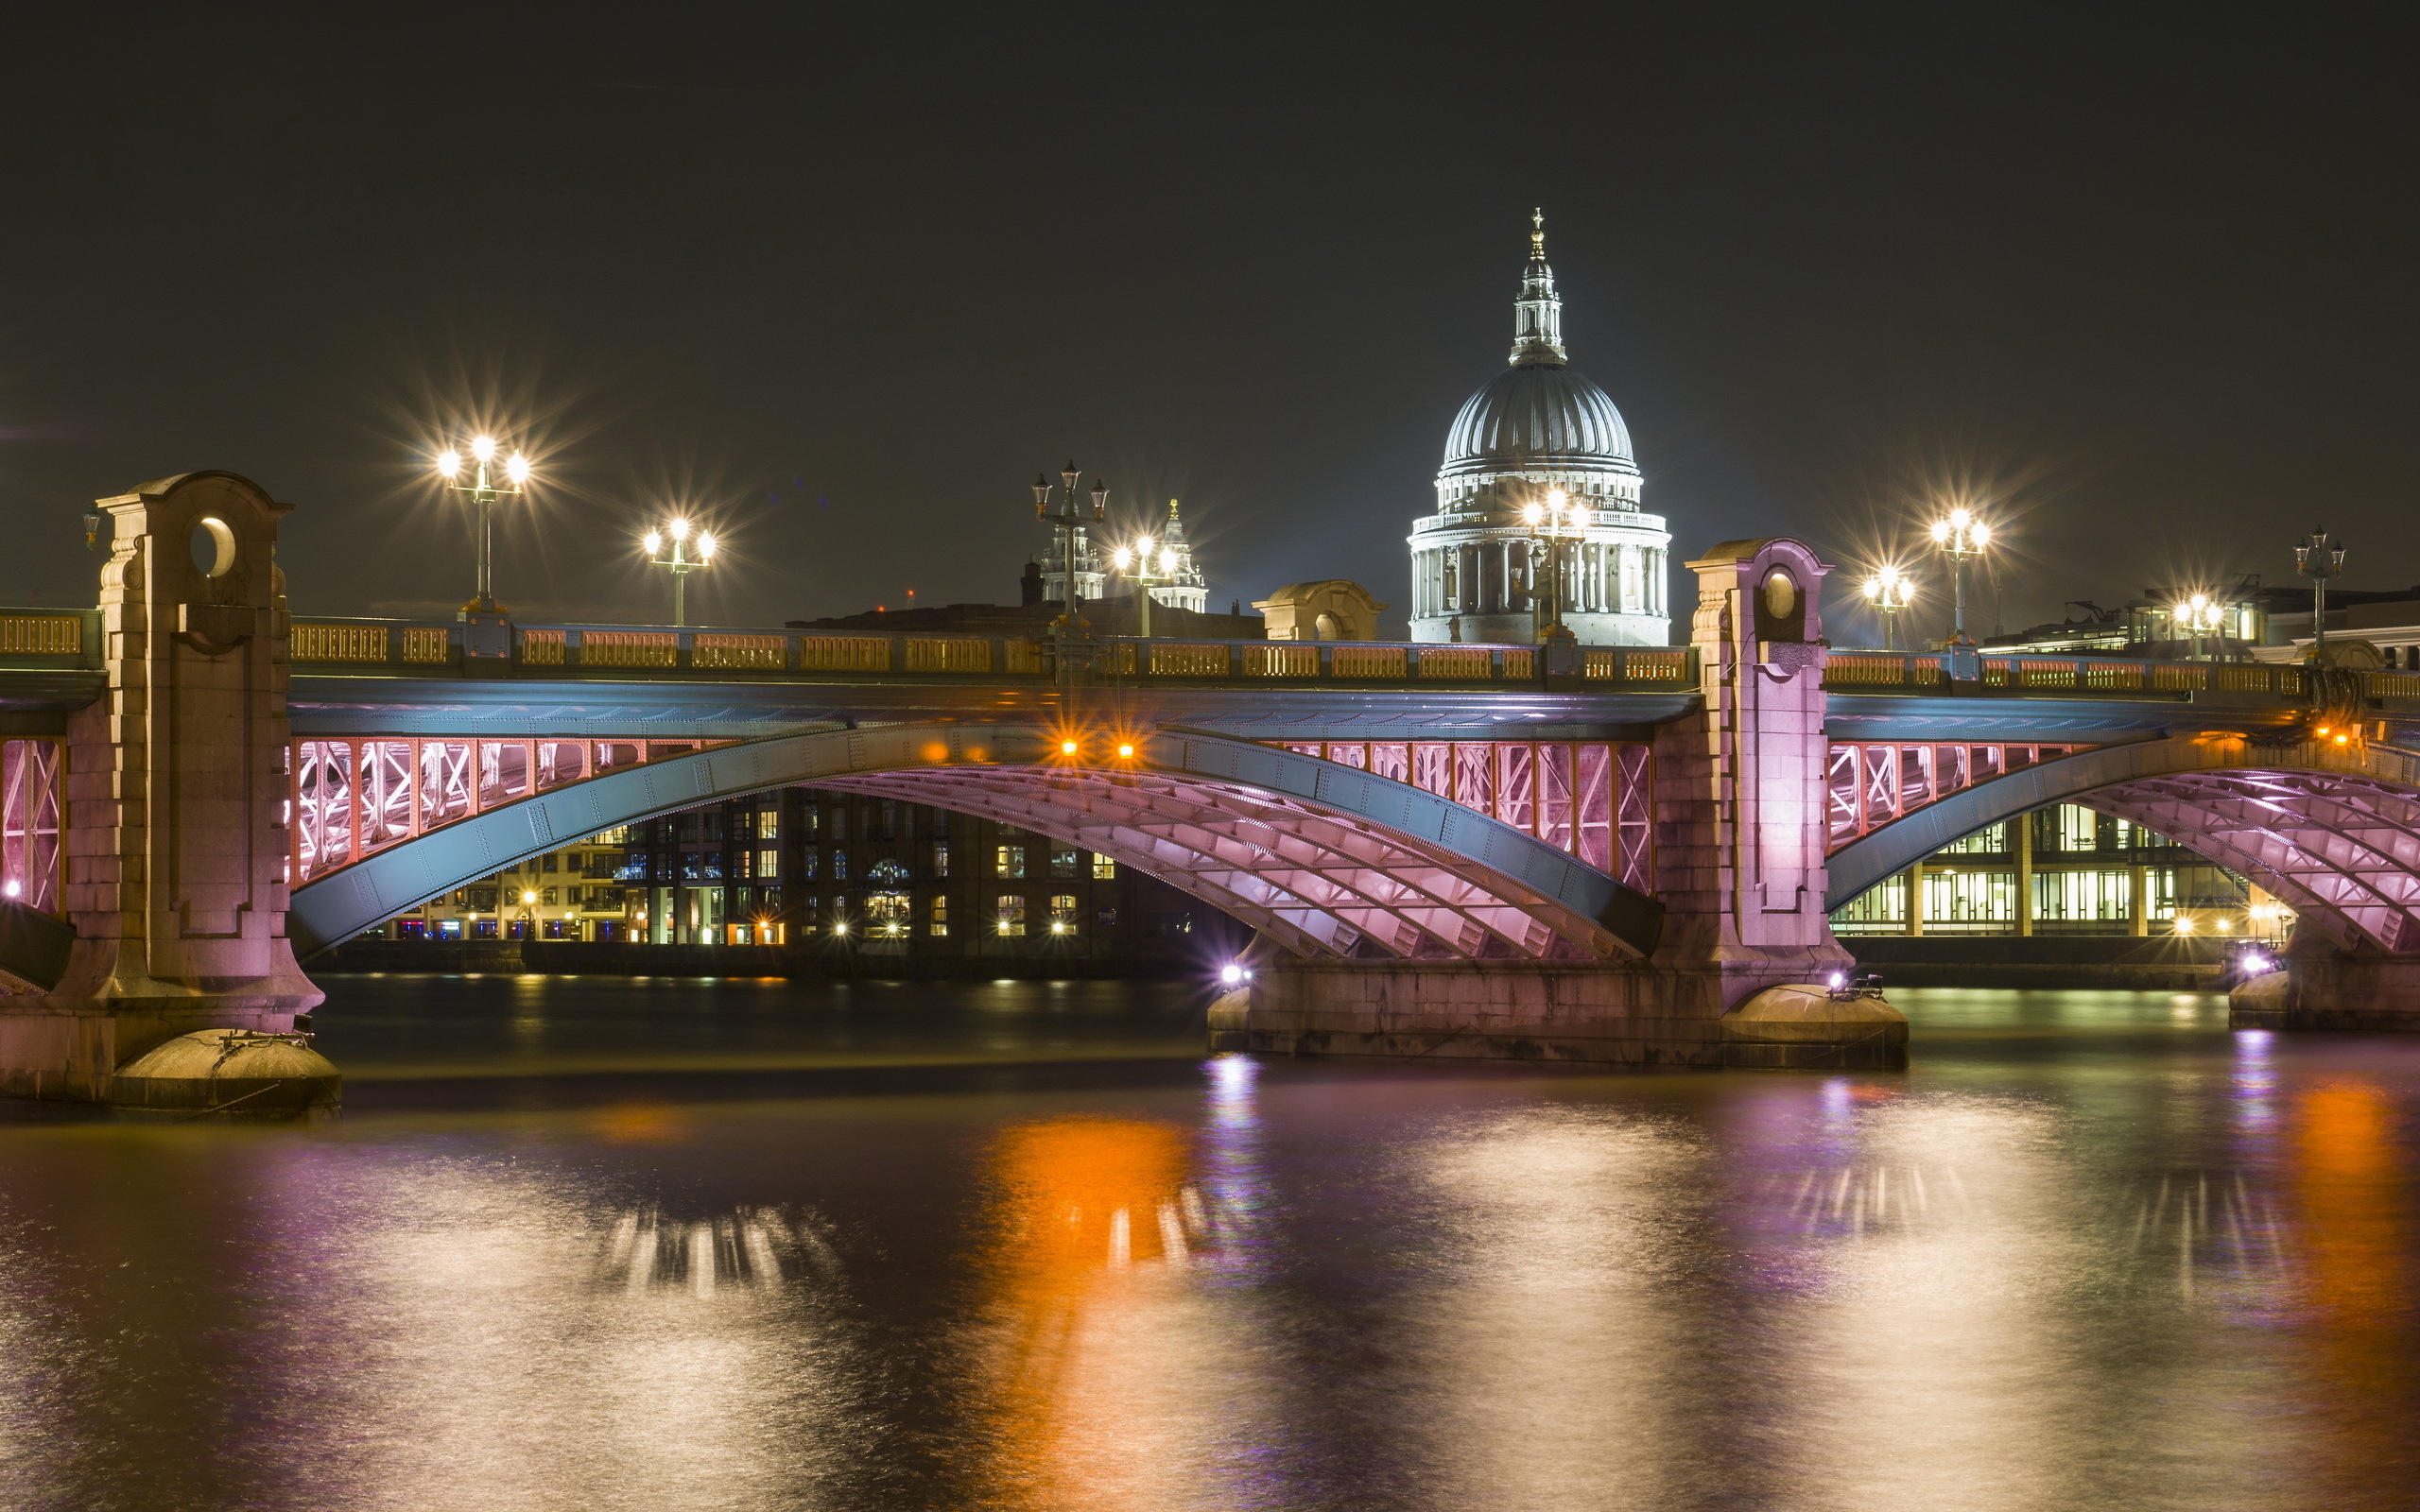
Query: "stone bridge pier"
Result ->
[[1215, 537, 1879, 1066], [0, 473, 327, 1106]]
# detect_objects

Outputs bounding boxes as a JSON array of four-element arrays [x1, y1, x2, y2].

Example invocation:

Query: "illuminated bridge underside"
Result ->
[[816, 767, 1614, 962], [285, 724, 1658, 963], [1827, 735, 2420, 952]]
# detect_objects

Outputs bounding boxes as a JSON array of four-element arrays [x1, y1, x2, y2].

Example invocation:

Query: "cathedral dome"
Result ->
[[1442, 363, 1634, 476]]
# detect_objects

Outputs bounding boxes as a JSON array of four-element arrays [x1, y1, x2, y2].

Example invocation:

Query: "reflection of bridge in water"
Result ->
[[3, 472, 2417, 1104]]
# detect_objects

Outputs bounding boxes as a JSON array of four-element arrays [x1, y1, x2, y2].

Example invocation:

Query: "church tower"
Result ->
[[1407, 214, 1672, 645]]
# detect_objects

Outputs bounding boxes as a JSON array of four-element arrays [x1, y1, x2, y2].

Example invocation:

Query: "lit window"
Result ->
[[868, 891, 910, 938], [1048, 894, 1079, 935], [1091, 853, 1116, 880], [932, 842, 950, 878], [995, 845, 1025, 878], [930, 895, 949, 936], [995, 895, 1027, 936], [541, 887, 558, 906], [1049, 849, 1082, 878], [755, 811, 779, 840], [757, 848, 780, 878]]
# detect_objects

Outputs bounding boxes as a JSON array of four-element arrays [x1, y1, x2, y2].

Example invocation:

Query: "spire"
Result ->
[[1511, 207, 1566, 367], [1163, 497, 1186, 542]]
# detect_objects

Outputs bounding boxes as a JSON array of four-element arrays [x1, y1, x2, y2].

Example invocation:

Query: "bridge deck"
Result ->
[[6, 609, 2414, 741]]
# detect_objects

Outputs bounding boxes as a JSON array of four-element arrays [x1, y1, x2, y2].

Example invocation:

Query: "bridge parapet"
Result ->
[[273, 612, 1702, 689]]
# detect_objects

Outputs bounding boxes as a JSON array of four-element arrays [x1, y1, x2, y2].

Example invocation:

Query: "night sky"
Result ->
[[3, 6, 2411, 643]]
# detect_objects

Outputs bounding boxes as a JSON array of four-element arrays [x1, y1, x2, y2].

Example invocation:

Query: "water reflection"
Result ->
[[597, 1205, 837, 1296], [2290, 1077, 2415, 1498], [1766, 1097, 2093, 1512], [970, 1111, 1256, 1510], [1412, 1107, 1711, 1510]]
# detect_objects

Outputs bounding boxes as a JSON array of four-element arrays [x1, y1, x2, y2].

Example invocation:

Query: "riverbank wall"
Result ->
[[1841, 936, 2239, 990]]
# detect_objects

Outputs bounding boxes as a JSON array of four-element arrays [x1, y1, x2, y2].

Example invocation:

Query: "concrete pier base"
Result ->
[[1207, 950, 1876, 1068], [2230, 955, 2420, 1030]]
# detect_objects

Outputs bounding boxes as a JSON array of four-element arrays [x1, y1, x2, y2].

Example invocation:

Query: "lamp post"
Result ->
[[1861, 566, 1916, 651], [1927, 506, 1993, 645], [641, 517, 717, 627], [435, 436, 532, 612], [1520, 486, 1587, 644], [1031, 461, 1108, 638], [2172, 591, 2224, 661], [2293, 529, 2347, 661], [1111, 536, 1181, 639]]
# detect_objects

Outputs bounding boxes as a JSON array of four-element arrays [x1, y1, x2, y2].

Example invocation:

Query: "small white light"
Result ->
[[1949, 506, 1971, 528], [1160, 548, 1178, 575], [506, 453, 531, 484], [669, 518, 691, 541], [1971, 522, 1992, 546], [1114, 547, 1132, 570], [436, 450, 461, 479], [1220, 963, 1244, 986], [643, 532, 662, 555], [472, 436, 496, 462], [1137, 535, 1153, 558], [1930, 520, 1951, 542], [1829, 971, 1844, 988], [1862, 576, 1881, 599], [698, 532, 717, 560], [3, 879, 18, 899], [1523, 503, 1542, 524]]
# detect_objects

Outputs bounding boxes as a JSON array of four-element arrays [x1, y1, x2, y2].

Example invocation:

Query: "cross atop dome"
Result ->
[[1512, 208, 1566, 367]]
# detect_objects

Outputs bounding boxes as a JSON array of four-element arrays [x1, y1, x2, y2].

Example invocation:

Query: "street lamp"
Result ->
[[2172, 591, 2225, 661], [435, 435, 533, 612], [1111, 535, 1181, 639], [1520, 486, 1587, 644], [641, 517, 717, 627], [1031, 461, 1108, 638], [1927, 506, 1993, 645], [1861, 566, 1917, 651], [2292, 529, 2347, 661]]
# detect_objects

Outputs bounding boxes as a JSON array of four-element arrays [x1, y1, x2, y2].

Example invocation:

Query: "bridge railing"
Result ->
[[278, 614, 1706, 689], [0, 610, 104, 671], [1822, 651, 2326, 698]]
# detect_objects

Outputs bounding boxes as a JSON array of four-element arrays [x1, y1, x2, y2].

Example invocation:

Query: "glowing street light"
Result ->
[[2292, 528, 2348, 661], [641, 516, 717, 627], [435, 435, 532, 612], [1110, 530, 1183, 639], [1927, 506, 1993, 645], [1860, 565, 1917, 651], [1520, 486, 1588, 645], [2169, 590, 2227, 661]]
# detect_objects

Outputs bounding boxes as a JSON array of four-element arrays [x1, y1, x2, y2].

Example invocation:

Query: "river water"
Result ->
[[1, 977, 2414, 1511]]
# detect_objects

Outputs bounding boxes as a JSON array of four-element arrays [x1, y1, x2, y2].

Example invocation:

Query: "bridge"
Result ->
[[2, 472, 2415, 1103]]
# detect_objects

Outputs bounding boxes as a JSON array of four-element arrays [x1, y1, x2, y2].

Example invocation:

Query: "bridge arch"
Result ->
[[1826, 734, 2420, 951], [286, 723, 1664, 964]]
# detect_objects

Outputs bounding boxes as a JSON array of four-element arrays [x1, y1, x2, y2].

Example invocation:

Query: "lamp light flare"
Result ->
[[669, 518, 691, 541], [1113, 547, 1132, 570], [506, 453, 531, 484], [1060, 740, 1079, 755], [698, 533, 717, 560], [642, 532, 662, 555], [1929, 520, 1951, 542], [436, 450, 461, 479], [1116, 742, 1136, 758], [1220, 963, 1244, 986], [1523, 503, 1543, 524], [472, 436, 496, 462], [1159, 548, 1178, 575], [1970, 522, 1992, 545]]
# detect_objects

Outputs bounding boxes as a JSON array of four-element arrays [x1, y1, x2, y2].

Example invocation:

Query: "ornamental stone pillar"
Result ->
[[0, 472, 323, 1102], [1647, 537, 1854, 1001]]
